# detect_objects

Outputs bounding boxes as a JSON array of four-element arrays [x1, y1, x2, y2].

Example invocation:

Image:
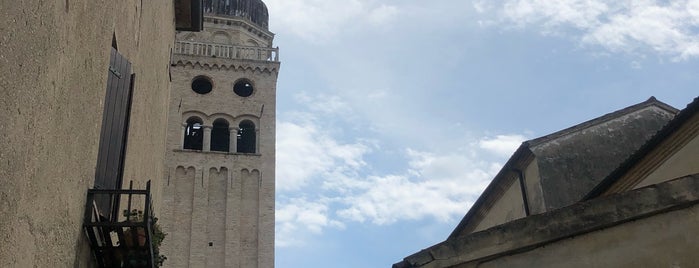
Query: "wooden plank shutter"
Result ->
[[93, 48, 134, 218]]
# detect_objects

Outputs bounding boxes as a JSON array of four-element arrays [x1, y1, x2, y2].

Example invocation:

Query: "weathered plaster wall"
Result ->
[[477, 202, 699, 268], [471, 157, 546, 233], [522, 158, 545, 214], [118, 2, 176, 216], [0, 0, 174, 267], [634, 116, 699, 189], [472, 177, 525, 232]]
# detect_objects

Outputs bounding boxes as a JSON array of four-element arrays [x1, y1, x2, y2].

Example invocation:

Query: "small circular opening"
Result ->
[[233, 80, 254, 97], [192, 76, 213, 94]]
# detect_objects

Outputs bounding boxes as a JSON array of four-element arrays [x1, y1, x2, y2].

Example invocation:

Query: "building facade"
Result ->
[[159, 0, 279, 267], [0, 0, 201, 267], [395, 97, 699, 268]]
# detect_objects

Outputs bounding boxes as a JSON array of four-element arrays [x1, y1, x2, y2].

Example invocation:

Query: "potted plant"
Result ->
[[122, 209, 167, 267]]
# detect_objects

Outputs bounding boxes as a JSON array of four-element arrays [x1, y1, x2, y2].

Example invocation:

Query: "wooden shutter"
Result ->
[[93, 48, 134, 219]]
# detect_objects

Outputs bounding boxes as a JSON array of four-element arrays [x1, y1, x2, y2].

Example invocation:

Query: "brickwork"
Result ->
[[160, 12, 278, 268]]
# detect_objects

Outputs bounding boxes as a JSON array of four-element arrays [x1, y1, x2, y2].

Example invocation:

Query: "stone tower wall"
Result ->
[[161, 16, 278, 268]]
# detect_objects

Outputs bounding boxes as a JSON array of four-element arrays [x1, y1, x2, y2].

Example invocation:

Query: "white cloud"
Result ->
[[277, 89, 527, 246], [276, 121, 526, 245], [276, 198, 345, 247], [265, 0, 400, 42], [503, 0, 609, 29], [367, 4, 399, 25], [336, 149, 501, 225], [473, 1, 490, 13], [276, 120, 370, 192], [491, 0, 699, 60], [478, 134, 526, 157], [293, 92, 353, 115]]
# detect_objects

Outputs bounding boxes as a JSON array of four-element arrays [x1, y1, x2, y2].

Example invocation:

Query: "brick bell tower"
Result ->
[[160, 0, 278, 267]]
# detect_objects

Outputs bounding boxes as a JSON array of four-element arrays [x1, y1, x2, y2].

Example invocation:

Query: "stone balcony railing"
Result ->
[[173, 41, 279, 62]]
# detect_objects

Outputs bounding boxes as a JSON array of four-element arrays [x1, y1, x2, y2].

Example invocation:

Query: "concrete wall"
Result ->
[[470, 157, 543, 233], [0, 0, 174, 267], [477, 202, 699, 268], [522, 159, 546, 214], [635, 115, 699, 189], [472, 177, 525, 232]]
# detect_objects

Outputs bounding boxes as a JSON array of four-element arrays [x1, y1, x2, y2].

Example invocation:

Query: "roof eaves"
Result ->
[[527, 96, 678, 147]]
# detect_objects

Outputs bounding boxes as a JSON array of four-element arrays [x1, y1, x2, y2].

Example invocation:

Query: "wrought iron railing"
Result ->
[[83, 181, 161, 268], [173, 41, 280, 62]]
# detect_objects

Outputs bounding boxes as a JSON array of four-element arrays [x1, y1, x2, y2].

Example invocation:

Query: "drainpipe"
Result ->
[[512, 169, 531, 216]]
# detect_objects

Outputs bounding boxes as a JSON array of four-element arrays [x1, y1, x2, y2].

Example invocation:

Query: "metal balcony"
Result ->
[[83, 181, 162, 268]]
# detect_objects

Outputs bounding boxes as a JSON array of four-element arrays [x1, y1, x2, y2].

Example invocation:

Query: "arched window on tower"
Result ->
[[183, 117, 204, 150], [211, 119, 230, 152], [237, 120, 256, 153]]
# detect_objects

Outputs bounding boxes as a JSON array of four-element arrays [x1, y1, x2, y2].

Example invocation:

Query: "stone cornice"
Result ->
[[171, 58, 279, 74]]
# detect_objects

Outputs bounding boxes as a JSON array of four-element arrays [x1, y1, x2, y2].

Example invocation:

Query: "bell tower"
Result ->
[[161, 1, 278, 267]]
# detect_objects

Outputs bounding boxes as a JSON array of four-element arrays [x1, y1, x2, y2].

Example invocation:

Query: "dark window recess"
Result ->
[[237, 120, 256, 153], [111, 32, 118, 50], [233, 79, 254, 97], [192, 76, 213, 94], [210, 119, 230, 152], [184, 118, 204, 150], [94, 47, 133, 220]]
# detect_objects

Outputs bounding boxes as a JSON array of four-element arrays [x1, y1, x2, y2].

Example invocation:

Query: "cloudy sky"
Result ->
[[265, 0, 699, 267]]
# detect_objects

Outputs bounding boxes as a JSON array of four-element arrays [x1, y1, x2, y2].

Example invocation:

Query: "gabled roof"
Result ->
[[527, 97, 677, 147], [449, 97, 678, 238], [584, 96, 699, 200], [528, 97, 678, 211]]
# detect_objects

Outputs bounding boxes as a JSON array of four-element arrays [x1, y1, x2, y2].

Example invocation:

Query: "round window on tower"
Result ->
[[191, 76, 213, 94], [233, 79, 254, 97]]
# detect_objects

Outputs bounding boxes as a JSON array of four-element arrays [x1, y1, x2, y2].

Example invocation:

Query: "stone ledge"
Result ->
[[395, 173, 699, 268], [171, 55, 280, 74], [173, 149, 262, 157]]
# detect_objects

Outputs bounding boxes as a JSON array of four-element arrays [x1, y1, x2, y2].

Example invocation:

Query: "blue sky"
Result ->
[[266, 1, 699, 267]]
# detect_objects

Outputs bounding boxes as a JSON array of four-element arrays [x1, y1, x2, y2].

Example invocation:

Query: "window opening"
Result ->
[[192, 76, 213, 94], [184, 118, 204, 150], [211, 119, 230, 152], [233, 79, 254, 97], [237, 120, 256, 153], [111, 32, 118, 50]]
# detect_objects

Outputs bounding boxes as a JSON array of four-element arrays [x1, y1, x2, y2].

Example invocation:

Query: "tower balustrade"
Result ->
[[174, 41, 279, 62]]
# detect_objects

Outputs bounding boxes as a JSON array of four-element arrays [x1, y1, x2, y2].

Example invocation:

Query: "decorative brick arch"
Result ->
[[183, 116, 204, 150], [210, 118, 231, 152]]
